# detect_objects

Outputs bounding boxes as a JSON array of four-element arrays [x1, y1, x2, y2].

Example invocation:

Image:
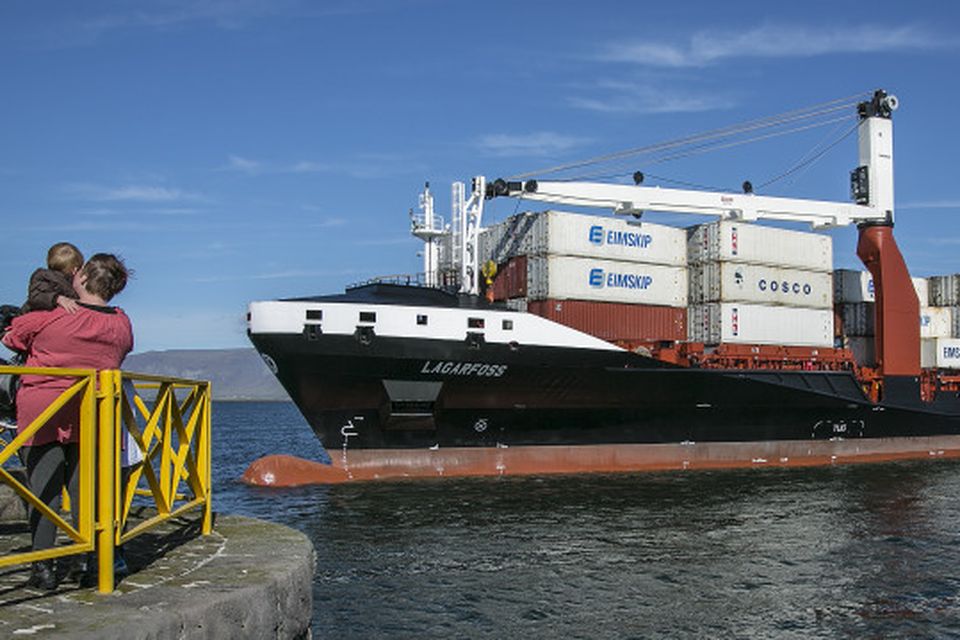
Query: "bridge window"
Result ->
[[468, 317, 485, 329], [502, 319, 513, 330], [417, 314, 428, 325], [359, 311, 377, 323], [306, 309, 322, 320]]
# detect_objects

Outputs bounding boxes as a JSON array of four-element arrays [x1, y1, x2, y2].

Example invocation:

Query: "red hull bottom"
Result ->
[[240, 436, 960, 486]]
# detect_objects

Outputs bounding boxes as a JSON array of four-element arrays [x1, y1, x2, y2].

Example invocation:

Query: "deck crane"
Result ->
[[473, 90, 920, 403]]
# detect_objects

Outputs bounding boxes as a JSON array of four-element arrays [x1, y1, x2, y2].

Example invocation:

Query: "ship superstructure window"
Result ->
[[417, 314, 428, 325], [502, 319, 513, 330], [468, 317, 485, 329], [306, 310, 322, 320], [359, 311, 377, 323]]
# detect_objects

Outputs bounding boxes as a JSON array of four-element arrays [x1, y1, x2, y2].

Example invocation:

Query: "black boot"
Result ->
[[26, 560, 58, 591]]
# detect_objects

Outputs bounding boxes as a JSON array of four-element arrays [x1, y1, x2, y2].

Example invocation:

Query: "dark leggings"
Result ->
[[23, 442, 79, 552]]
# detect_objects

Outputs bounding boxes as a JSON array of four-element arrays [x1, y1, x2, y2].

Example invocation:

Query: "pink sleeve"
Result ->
[[1, 311, 51, 352]]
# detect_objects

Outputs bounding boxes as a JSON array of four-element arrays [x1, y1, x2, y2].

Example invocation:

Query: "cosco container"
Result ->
[[527, 299, 686, 342], [527, 256, 688, 307], [833, 269, 929, 305], [929, 274, 960, 307], [687, 220, 832, 272], [921, 338, 960, 369], [689, 263, 832, 308], [688, 303, 834, 347], [481, 210, 686, 266]]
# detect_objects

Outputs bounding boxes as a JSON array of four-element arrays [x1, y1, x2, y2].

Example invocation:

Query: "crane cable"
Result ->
[[506, 91, 872, 182]]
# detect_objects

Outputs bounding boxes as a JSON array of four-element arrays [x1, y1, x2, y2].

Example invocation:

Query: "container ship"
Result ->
[[244, 90, 960, 484]]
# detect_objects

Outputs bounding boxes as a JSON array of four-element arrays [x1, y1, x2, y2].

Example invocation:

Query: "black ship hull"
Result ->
[[245, 285, 960, 481]]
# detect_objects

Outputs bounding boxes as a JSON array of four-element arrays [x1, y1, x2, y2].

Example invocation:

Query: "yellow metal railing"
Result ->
[[0, 366, 212, 594]]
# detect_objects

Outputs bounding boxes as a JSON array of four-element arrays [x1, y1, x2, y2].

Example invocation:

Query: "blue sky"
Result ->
[[1, 1, 959, 354]]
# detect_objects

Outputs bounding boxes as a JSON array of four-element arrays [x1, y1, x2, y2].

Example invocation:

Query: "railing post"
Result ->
[[202, 382, 213, 535], [97, 369, 116, 594]]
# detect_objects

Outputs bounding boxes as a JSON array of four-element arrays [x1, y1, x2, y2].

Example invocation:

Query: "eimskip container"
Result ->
[[921, 338, 960, 369], [482, 210, 687, 266], [687, 220, 832, 272], [688, 303, 834, 347], [527, 256, 687, 306], [689, 263, 832, 308], [833, 269, 929, 305]]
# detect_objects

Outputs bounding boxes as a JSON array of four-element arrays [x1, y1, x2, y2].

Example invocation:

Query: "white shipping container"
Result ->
[[930, 274, 960, 307], [527, 256, 687, 307], [921, 338, 960, 369], [833, 269, 929, 305], [690, 263, 832, 308], [481, 210, 687, 266], [687, 220, 832, 272], [479, 213, 538, 265], [839, 303, 953, 338], [921, 307, 953, 339], [528, 211, 687, 266], [687, 303, 834, 347]]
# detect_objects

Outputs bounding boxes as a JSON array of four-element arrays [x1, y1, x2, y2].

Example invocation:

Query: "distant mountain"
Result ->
[[124, 348, 289, 401]]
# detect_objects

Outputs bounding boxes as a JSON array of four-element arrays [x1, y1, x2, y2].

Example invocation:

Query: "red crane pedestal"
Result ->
[[856, 223, 921, 402]]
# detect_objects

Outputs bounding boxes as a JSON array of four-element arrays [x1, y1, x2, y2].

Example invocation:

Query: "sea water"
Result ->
[[213, 402, 960, 639]]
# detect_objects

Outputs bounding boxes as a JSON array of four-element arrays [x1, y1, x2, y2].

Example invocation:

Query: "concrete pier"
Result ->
[[0, 487, 314, 639]]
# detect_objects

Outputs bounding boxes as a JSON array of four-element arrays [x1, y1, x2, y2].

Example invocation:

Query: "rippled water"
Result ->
[[213, 402, 960, 639]]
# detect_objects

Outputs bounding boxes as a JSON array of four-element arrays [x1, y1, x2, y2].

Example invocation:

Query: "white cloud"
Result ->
[[599, 24, 954, 67], [476, 132, 592, 157], [68, 183, 205, 203], [225, 155, 262, 174], [219, 154, 423, 179], [569, 82, 734, 114]]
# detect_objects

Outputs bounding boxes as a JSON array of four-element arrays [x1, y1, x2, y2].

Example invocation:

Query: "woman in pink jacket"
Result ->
[[2, 253, 133, 590]]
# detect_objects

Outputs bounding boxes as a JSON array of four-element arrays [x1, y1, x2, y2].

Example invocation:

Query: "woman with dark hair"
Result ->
[[1, 254, 133, 590]]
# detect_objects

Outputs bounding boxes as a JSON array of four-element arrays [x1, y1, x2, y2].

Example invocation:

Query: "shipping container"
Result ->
[[481, 210, 687, 266], [527, 299, 686, 342], [526, 256, 688, 307], [688, 303, 834, 347], [839, 302, 874, 337], [921, 307, 953, 338], [690, 263, 832, 308], [833, 269, 929, 305], [479, 213, 538, 265], [921, 338, 960, 369], [489, 256, 527, 300], [930, 274, 960, 307], [844, 336, 876, 367], [687, 220, 832, 272], [838, 303, 953, 338]]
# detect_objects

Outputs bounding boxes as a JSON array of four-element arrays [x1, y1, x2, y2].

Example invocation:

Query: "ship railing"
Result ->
[[348, 271, 464, 292], [0, 366, 212, 594]]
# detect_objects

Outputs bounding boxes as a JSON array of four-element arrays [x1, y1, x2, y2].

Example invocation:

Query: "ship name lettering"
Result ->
[[421, 361, 508, 377]]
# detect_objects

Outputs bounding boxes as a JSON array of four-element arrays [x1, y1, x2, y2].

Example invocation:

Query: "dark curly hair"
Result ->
[[81, 254, 129, 302]]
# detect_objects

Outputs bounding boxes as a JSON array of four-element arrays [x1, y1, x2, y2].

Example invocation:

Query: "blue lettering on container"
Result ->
[[588, 225, 604, 245], [589, 268, 604, 287], [605, 230, 653, 249], [605, 272, 653, 289], [944, 346, 960, 359]]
